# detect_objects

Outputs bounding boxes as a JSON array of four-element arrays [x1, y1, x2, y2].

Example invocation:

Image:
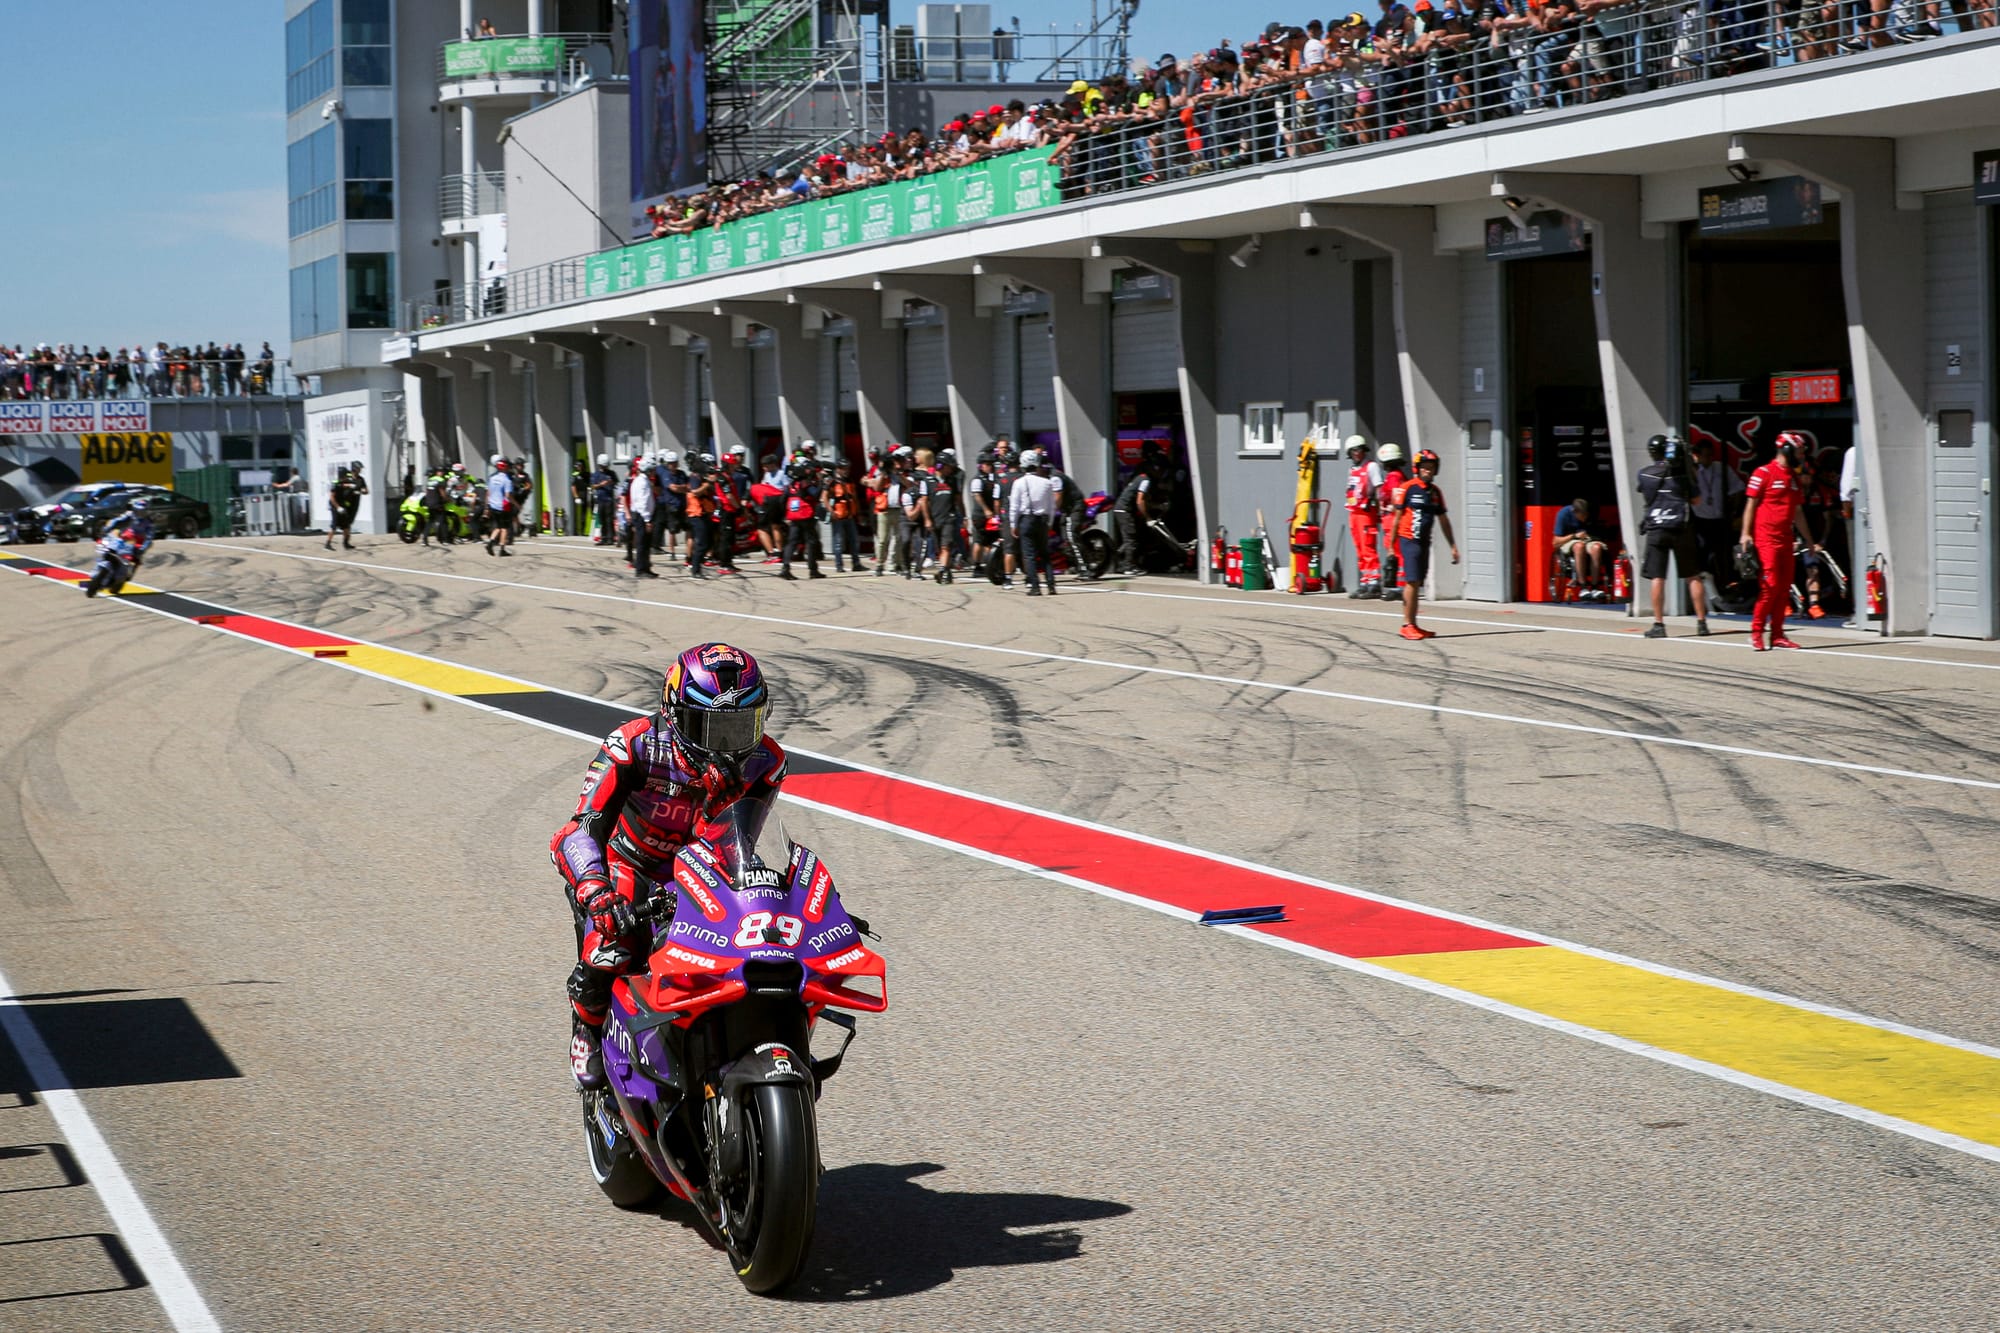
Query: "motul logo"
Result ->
[[663, 944, 721, 971], [822, 947, 865, 970]]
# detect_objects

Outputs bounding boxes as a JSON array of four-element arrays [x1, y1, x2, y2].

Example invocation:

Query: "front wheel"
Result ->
[[175, 516, 200, 540], [398, 511, 422, 543], [725, 1083, 818, 1295], [583, 1096, 662, 1209]]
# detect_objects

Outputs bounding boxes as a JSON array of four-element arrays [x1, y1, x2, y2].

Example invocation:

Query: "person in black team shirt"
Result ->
[[1391, 448, 1458, 640]]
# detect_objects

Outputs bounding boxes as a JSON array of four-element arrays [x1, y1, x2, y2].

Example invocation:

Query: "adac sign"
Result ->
[[80, 432, 175, 487]]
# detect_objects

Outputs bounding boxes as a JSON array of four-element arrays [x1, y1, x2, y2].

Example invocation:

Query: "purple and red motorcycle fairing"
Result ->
[[581, 808, 886, 1294]]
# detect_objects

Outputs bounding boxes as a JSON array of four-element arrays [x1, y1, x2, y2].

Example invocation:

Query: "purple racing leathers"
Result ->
[[551, 714, 786, 1020]]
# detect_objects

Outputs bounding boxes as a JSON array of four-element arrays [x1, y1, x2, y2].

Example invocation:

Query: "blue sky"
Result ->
[[0, 3, 289, 356], [0, 2, 1223, 359]]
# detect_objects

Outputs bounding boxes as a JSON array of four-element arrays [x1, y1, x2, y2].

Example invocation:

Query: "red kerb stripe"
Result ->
[[785, 771, 1540, 958]]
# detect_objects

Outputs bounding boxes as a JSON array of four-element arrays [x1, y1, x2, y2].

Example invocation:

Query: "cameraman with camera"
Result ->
[[1635, 433, 1709, 639]]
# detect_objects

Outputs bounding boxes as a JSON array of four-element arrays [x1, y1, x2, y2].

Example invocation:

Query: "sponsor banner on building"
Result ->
[[576, 150, 1060, 300], [1975, 150, 2000, 207], [1698, 175, 1823, 234], [1769, 371, 1842, 406], [441, 36, 562, 79], [0, 403, 45, 434], [1485, 211, 1589, 261], [305, 403, 370, 529], [99, 400, 150, 431], [79, 432, 175, 487], [47, 401, 98, 434]]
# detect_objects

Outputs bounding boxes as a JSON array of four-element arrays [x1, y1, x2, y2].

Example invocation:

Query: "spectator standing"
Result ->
[[570, 458, 591, 535], [863, 446, 894, 574], [827, 465, 861, 572], [485, 456, 516, 556], [928, 450, 963, 583], [683, 457, 715, 578], [1689, 436, 1745, 601], [1635, 434, 1709, 637], [1739, 432, 1819, 651], [778, 465, 826, 580], [886, 448, 930, 578], [1391, 448, 1458, 638], [589, 453, 618, 544], [1374, 443, 1409, 596], [658, 451, 688, 560], [1009, 449, 1060, 596], [628, 458, 658, 578]]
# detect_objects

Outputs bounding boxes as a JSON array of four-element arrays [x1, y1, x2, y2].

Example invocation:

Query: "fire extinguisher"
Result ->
[[1612, 553, 1632, 603], [1211, 526, 1229, 577], [1226, 544, 1243, 588], [1865, 553, 1886, 620]]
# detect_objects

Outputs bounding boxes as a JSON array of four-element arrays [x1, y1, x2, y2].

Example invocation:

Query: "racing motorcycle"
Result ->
[[83, 528, 143, 598], [578, 804, 886, 1294]]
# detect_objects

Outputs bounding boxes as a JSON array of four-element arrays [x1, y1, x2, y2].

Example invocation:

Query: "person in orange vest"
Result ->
[[1391, 448, 1459, 640], [827, 463, 862, 572], [1373, 443, 1409, 598], [1342, 435, 1385, 599]]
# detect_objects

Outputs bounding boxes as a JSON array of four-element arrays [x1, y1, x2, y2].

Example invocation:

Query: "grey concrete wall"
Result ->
[[503, 85, 630, 274]]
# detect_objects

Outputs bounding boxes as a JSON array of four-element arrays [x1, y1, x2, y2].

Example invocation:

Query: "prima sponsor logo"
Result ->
[[737, 885, 789, 900], [670, 919, 730, 950], [807, 922, 855, 953]]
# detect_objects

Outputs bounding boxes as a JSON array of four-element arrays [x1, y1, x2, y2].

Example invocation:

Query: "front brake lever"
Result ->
[[849, 914, 879, 941]]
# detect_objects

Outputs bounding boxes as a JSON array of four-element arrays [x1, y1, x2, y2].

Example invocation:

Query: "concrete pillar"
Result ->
[[1742, 135, 1929, 634], [447, 367, 486, 471], [405, 361, 453, 474], [666, 314, 754, 463], [797, 288, 905, 458], [724, 302, 820, 449], [1070, 242, 1219, 580], [544, 335, 609, 461], [896, 276, 996, 457], [988, 258, 1112, 496], [513, 343, 576, 527], [1497, 174, 1676, 602], [1308, 207, 1465, 597], [607, 322, 692, 456], [462, 348, 533, 523]]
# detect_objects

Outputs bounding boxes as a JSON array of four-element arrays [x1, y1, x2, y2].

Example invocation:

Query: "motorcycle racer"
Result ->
[[550, 643, 787, 1087]]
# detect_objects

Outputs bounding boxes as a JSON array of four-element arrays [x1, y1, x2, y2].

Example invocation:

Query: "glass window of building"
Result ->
[[290, 256, 340, 342], [346, 254, 395, 329], [342, 0, 392, 86], [285, 0, 335, 113], [343, 119, 395, 220], [287, 125, 338, 236]]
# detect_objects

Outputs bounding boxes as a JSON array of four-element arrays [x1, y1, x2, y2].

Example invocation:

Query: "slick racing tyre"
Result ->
[[1079, 529, 1114, 580], [583, 1096, 662, 1209], [726, 1083, 818, 1295]]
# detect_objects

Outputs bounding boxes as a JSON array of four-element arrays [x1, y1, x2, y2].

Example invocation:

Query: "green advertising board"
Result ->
[[550, 151, 1057, 311], [441, 36, 562, 78]]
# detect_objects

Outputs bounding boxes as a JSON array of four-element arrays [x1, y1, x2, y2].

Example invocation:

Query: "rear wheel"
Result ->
[[1079, 529, 1113, 580], [174, 516, 200, 540], [725, 1083, 818, 1294], [583, 1096, 662, 1209]]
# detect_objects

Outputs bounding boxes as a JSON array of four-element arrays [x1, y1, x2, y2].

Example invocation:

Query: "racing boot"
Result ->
[[570, 1019, 606, 1089]]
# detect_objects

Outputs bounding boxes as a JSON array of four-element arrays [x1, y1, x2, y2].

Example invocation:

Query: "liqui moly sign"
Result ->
[[0, 402, 151, 434]]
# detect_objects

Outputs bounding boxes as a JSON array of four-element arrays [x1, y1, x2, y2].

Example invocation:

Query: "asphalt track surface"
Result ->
[[1, 534, 1997, 1331]]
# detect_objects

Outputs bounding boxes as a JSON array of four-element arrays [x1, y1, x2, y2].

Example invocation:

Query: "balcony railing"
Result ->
[[435, 32, 625, 91], [401, 16, 2000, 337], [440, 171, 507, 223]]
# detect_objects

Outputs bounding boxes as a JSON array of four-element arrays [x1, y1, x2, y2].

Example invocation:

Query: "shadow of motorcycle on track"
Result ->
[[782, 1161, 1133, 1302]]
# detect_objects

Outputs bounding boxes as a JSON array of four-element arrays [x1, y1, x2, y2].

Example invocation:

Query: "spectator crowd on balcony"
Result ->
[[641, 0, 1990, 239], [0, 342, 281, 400]]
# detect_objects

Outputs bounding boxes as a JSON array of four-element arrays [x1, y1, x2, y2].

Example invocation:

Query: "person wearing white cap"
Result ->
[[628, 456, 660, 579], [1342, 435, 1385, 598]]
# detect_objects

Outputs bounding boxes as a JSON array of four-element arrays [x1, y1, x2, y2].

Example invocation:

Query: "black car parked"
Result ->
[[42, 484, 212, 542]]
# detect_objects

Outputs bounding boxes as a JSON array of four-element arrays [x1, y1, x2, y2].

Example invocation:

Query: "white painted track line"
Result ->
[[0, 964, 221, 1332], [185, 542, 2000, 795]]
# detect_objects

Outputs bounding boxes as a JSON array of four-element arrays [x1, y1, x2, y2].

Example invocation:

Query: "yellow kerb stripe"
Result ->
[[1370, 946, 2000, 1147], [329, 644, 541, 695]]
